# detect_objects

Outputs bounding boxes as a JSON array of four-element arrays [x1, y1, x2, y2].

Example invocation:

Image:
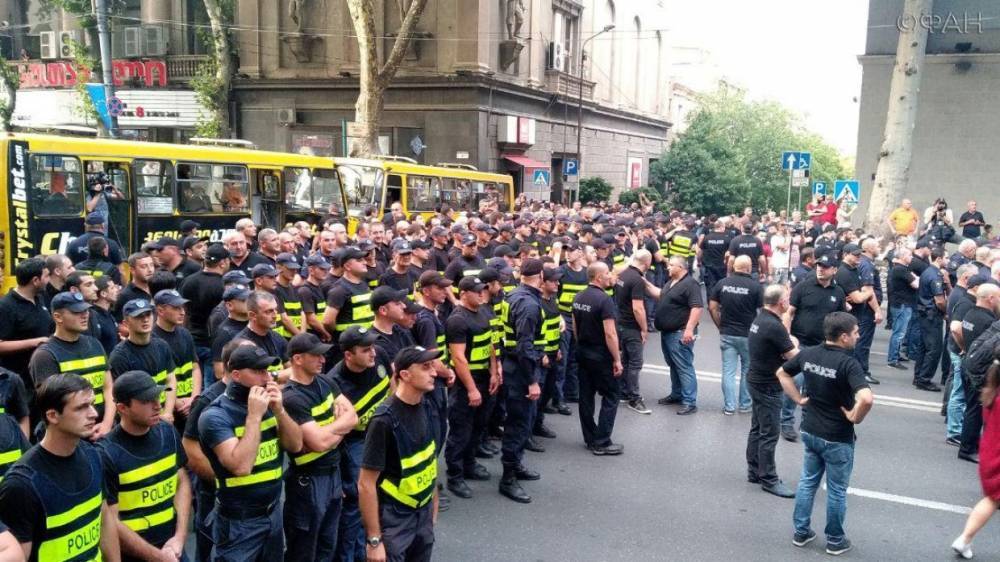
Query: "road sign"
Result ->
[[834, 180, 860, 203], [532, 169, 550, 187], [792, 176, 809, 188], [797, 152, 811, 170], [107, 96, 124, 117], [782, 151, 811, 170], [564, 158, 578, 176], [813, 181, 827, 195]]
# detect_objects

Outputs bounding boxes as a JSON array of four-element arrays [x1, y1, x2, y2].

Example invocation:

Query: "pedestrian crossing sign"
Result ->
[[532, 169, 550, 187], [834, 180, 860, 203]]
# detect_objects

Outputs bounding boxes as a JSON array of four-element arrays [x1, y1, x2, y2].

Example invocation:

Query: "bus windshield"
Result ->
[[313, 168, 346, 217], [338, 164, 385, 217]]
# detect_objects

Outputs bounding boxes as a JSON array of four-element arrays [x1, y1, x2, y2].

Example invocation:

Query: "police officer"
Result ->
[[615, 249, 654, 415], [0, 368, 29, 477], [370, 287, 417, 376], [727, 222, 767, 279], [572, 261, 624, 456], [234, 291, 288, 381], [299, 254, 334, 342], [100, 370, 191, 561], [152, 289, 202, 431], [0, 374, 120, 560], [699, 220, 732, 293], [533, 266, 564, 438], [329, 326, 392, 562], [444, 234, 487, 289], [109, 298, 178, 420], [445, 276, 500, 499], [837, 243, 881, 385], [282, 333, 358, 562], [359, 346, 441, 562], [274, 253, 304, 340], [210, 285, 251, 380], [499, 258, 545, 503], [914, 247, 948, 392], [379, 240, 420, 294], [556, 240, 589, 406], [709, 255, 763, 415], [323, 246, 374, 363], [29, 292, 115, 438], [197, 344, 303, 561], [76, 236, 123, 286], [667, 217, 698, 271], [179, 243, 230, 378]]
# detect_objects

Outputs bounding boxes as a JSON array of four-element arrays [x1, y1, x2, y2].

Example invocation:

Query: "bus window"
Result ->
[[338, 164, 385, 217], [177, 162, 249, 214], [440, 178, 472, 210], [472, 181, 508, 213], [134, 159, 174, 215], [30, 154, 83, 217], [313, 169, 346, 217], [256, 170, 281, 228], [406, 176, 439, 212], [386, 174, 402, 208], [284, 167, 313, 211]]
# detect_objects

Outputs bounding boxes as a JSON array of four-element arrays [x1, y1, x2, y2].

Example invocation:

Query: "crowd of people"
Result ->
[[0, 192, 997, 560]]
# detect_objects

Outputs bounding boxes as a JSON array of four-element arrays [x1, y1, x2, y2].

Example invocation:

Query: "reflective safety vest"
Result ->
[[668, 232, 696, 259], [210, 394, 284, 504], [558, 281, 586, 314], [612, 252, 626, 266], [76, 259, 116, 280], [451, 323, 493, 372], [100, 423, 180, 547], [276, 291, 303, 339], [490, 298, 504, 347], [351, 365, 391, 432], [333, 291, 374, 333], [0, 415, 26, 484], [174, 359, 195, 399], [41, 336, 108, 409], [291, 381, 339, 468], [435, 333, 449, 364], [541, 302, 561, 354], [502, 288, 545, 352], [7, 442, 104, 562], [373, 402, 437, 510]]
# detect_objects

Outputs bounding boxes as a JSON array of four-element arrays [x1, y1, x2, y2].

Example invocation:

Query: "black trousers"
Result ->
[[501, 359, 539, 468], [577, 351, 620, 447], [618, 326, 645, 401], [746, 382, 783, 486], [381, 502, 434, 562], [445, 374, 494, 479], [960, 371, 984, 456], [535, 357, 558, 429], [914, 312, 943, 385]]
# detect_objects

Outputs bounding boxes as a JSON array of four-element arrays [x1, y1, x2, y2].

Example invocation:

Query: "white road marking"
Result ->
[[821, 483, 972, 515]]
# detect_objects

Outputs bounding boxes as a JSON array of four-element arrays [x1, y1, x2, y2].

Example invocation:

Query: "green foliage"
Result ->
[[617, 186, 662, 208], [36, 0, 98, 28], [66, 39, 100, 126], [0, 55, 18, 131], [654, 85, 850, 216], [579, 176, 613, 204], [191, 57, 225, 138]]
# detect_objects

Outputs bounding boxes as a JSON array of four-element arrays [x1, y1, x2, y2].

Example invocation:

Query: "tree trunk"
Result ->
[[346, 0, 428, 157], [203, 0, 233, 137], [0, 58, 16, 132], [865, 0, 932, 235]]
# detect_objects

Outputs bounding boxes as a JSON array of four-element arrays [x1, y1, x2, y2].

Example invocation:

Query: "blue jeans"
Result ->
[[905, 307, 923, 359], [947, 350, 966, 439], [660, 330, 697, 406], [720, 335, 751, 412], [793, 432, 855, 546], [887, 305, 912, 363], [781, 373, 803, 429]]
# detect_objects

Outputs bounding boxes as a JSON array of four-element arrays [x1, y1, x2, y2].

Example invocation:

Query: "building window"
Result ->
[[551, 6, 579, 73]]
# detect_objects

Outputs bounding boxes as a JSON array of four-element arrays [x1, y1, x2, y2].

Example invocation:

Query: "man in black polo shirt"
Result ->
[[211, 285, 251, 380], [180, 243, 229, 378], [778, 312, 874, 556], [234, 291, 289, 380], [836, 244, 880, 385], [649, 257, 703, 414], [699, 220, 732, 294], [914, 247, 948, 392], [746, 284, 798, 498], [727, 222, 766, 280], [886, 247, 919, 368], [957, 282, 1000, 462], [709, 255, 762, 415], [0, 257, 54, 396], [114, 252, 155, 320], [615, 249, 653, 415]]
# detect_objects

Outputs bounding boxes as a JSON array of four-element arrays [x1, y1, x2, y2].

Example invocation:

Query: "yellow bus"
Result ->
[[334, 156, 515, 221], [1, 133, 347, 290]]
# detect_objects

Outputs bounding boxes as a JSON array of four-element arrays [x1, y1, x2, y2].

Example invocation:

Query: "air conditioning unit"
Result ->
[[39, 31, 58, 60], [143, 25, 168, 56], [123, 27, 142, 58], [58, 30, 80, 59], [276, 108, 297, 126], [546, 41, 566, 72]]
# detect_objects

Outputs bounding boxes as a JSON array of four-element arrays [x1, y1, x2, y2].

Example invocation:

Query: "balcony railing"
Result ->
[[544, 69, 595, 100], [165, 55, 210, 81]]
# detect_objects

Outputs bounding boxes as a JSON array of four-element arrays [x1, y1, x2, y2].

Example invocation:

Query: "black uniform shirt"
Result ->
[[700, 232, 731, 269], [709, 272, 762, 337], [446, 305, 494, 375], [781, 344, 870, 443], [747, 309, 795, 385], [572, 285, 617, 354], [109, 338, 176, 383], [179, 271, 224, 347], [728, 235, 764, 273], [113, 283, 152, 322], [789, 272, 846, 346], [361, 395, 429, 480], [282, 376, 343, 470], [373, 326, 415, 374], [653, 273, 703, 333], [614, 266, 647, 330], [210, 318, 249, 362], [0, 289, 54, 377], [888, 264, 918, 307], [234, 327, 288, 364], [963, 306, 998, 352], [917, 265, 945, 313]]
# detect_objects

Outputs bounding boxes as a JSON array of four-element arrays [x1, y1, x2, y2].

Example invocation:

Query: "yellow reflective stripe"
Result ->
[[293, 449, 327, 466], [311, 393, 334, 417], [152, 370, 168, 383], [122, 506, 175, 532], [353, 376, 390, 413], [252, 439, 279, 466], [38, 515, 101, 561], [351, 293, 372, 303], [379, 479, 420, 508], [335, 320, 374, 331], [0, 407, 4, 414], [234, 416, 278, 437], [397, 462, 436, 495], [58, 356, 105, 372], [176, 377, 194, 398], [401, 441, 435, 469], [0, 449, 20, 465], [46, 492, 102, 528], [118, 475, 177, 511], [222, 466, 283, 488], [80, 370, 105, 404], [119, 454, 176, 485], [284, 301, 302, 311]]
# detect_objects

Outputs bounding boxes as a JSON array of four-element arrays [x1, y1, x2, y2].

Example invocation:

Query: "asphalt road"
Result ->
[[434, 318, 996, 561]]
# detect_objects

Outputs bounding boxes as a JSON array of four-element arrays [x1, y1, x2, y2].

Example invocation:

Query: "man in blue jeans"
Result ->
[[649, 257, 703, 415], [886, 248, 918, 368], [777, 312, 874, 556], [708, 256, 762, 414]]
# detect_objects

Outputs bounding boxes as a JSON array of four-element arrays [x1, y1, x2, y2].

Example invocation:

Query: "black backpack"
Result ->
[[962, 320, 1000, 388]]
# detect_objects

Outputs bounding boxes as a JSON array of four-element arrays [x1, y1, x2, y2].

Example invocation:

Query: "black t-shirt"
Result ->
[[0, 369, 30, 422], [747, 309, 795, 385], [109, 338, 176, 385], [297, 281, 327, 321], [0, 289, 54, 378], [614, 266, 647, 330], [444, 255, 487, 285], [378, 267, 420, 295], [210, 318, 249, 362], [152, 324, 197, 377], [781, 344, 870, 443], [909, 255, 929, 277], [709, 273, 762, 337], [888, 264, 918, 307], [948, 293, 975, 353], [228, 252, 268, 277], [90, 305, 120, 355], [113, 283, 152, 322], [960, 210, 985, 239], [429, 247, 451, 273], [373, 326, 415, 374], [836, 263, 874, 319], [727, 235, 764, 273], [700, 232, 731, 269], [789, 273, 847, 346], [963, 306, 998, 351], [234, 327, 288, 365], [183, 380, 227, 442], [326, 278, 371, 327], [361, 395, 429, 480], [179, 271, 224, 347], [446, 305, 494, 375], [572, 285, 617, 353], [653, 274, 703, 333], [283, 375, 343, 471]]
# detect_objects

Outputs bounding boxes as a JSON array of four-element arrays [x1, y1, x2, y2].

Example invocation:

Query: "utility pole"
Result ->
[[576, 24, 614, 197], [95, 0, 119, 137]]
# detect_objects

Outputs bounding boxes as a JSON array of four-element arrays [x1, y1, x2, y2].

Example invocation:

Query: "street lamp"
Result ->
[[575, 24, 614, 202]]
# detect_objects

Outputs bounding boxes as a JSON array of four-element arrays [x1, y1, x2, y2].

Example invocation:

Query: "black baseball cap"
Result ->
[[410, 239, 431, 251], [150, 237, 180, 251], [305, 254, 332, 269], [276, 253, 299, 267], [458, 276, 487, 293], [223, 285, 251, 301], [204, 243, 231, 264], [112, 370, 166, 403], [288, 333, 333, 357], [179, 220, 200, 232], [341, 247, 368, 263], [393, 346, 443, 373], [430, 226, 449, 237], [181, 235, 209, 251], [402, 298, 422, 315], [222, 271, 252, 285], [478, 268, 500, 284], [371, 286, 409, 310], [520, 258, 544, 277], [251, 264, 278, 279], [591, 239, 608, 250], [228, 345, 280, 371], [153, 289, 188, 307], [815, 249, 839, 268], [85, 212, 104, 226], [543, 267, 563, 282], [418, 271, 453, 289], [392, 240, 414, 255], [968, 275, 992, 289], [842, 243, 862, 256], [461, 234, 477, 246], [51, 291, 91, 313], [339, 325, 379, 350], [122, 298, 154, 317]]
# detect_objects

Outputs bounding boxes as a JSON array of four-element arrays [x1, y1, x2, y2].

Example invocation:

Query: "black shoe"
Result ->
[[532, 425, 557, 439], [888, 362, 907, 370], [564, 395, 579, 403], [543, 405, 558, 414], [958, 452, 980, 464], [447, 478, 473, 499], [514, 465, 541, 480], [658, 395, 682, 405], [899, 355, 911, 362], [499, 472, 532, 504], [781, 426, 799, 442], [591, 443, 624, 456], [556, 403, 572, 416], [826, 539, 853, 556], [946, 436, 961, 447], [464, 463, 491, 481], [475, 444, 495, 459], [524, 438, 546, 453], [865, 374, 880, 385], [914, 382, 942, 392], [747, 474, 761, 484], [676, 405, 698, 416], [482, 441, 501, 454], [762, 481, 796, 498]]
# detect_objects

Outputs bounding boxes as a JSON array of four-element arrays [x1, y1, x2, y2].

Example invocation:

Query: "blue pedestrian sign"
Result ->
[[812, 181, 827, 196], [781, 151, 812, 171], [564, 159, 578, 176], [532, 169, 551, 187], [834, 180, 860, 203]]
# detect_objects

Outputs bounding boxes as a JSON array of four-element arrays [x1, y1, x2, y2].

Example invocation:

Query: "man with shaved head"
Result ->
[[709, 255, 762, 415]]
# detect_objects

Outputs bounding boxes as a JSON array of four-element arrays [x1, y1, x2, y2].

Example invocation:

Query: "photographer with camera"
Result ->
[[85, 170, 124, 232], [923, 198, 960, 245]]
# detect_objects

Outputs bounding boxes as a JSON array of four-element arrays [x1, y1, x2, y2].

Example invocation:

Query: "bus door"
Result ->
[[254, 168, 282, 229], [83, 158, 133, 254], [25, 152, 87, 256]]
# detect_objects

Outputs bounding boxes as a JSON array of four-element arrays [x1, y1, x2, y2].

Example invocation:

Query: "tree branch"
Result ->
[[379, 0, 429, 82]]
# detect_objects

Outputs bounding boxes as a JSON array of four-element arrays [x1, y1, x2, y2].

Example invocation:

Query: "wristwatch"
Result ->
[[367, 536, 382, 548]]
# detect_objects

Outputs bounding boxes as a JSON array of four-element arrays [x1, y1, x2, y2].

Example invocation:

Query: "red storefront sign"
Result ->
[[17, 59, 169, 89]]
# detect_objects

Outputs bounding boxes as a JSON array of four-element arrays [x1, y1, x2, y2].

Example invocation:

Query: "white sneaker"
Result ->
[[951, 536, 973, 559]]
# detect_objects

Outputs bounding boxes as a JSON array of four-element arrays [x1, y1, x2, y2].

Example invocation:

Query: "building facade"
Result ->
[[856, 0, 1000, 220], [233, 0, 671, 202]]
